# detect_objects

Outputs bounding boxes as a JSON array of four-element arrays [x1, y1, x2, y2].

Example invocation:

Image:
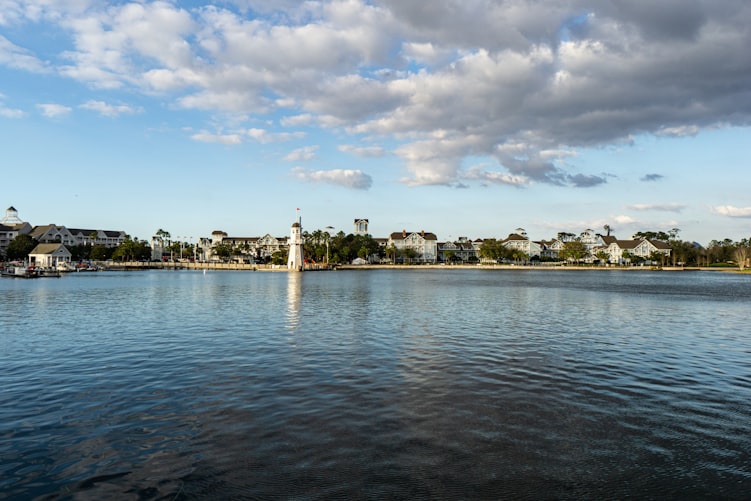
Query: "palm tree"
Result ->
[[156, 228, 171, 242]]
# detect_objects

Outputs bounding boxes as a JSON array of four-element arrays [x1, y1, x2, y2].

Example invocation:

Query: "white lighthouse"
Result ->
[[287, 214, 304, 271]]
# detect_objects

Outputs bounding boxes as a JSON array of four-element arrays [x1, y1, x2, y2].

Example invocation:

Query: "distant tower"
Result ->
[[1, 206, 22, 224], [354, 218, 369, 236], [287, 213, 304, 271]]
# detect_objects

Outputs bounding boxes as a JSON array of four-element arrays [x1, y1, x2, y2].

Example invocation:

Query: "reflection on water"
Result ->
[[1, 269, 750, 499], [286, 271, 302, 331]]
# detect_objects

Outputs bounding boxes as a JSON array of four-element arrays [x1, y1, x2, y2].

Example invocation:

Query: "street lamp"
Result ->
[[325, 226, 335, 265]]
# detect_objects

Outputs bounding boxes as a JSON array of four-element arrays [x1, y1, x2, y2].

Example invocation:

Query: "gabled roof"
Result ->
[[647, 239, 671, 250], [613, 239, 640, 250], [29, 224, 60, 239], [29, 243, 70, 255], [0, 222, 31, 233], [389, 231, 438, 241], [68, 228, 97, 235]]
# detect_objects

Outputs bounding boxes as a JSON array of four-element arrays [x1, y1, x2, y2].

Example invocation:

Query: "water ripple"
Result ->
[[1, 270, 750, 499]]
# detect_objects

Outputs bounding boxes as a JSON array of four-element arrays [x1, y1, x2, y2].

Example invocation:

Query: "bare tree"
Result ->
[[734, 246, 748, 271]]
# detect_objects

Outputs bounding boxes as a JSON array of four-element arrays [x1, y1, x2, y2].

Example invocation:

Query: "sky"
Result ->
[[1, 0, 750, 246]]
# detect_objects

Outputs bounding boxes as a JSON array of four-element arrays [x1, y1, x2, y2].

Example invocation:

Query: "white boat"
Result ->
[[1, 265, 39, 278]]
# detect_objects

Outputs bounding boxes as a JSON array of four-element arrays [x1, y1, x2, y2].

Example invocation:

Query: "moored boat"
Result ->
[[1, 265, 40, 278]]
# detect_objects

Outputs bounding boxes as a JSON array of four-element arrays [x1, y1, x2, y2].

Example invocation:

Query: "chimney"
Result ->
[[421, 230, 425, 237], [402, 229, 407, 237]]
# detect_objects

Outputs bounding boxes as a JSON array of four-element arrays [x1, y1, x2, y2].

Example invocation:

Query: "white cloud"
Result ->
[[79, 100, 142, 117], [280, 114, 314, 127], [462, 166, 529, 187], [613, 215, 638, 225], [37, 103, 73, 118], [0, 92, 24, 118], [627, 203, 687, 213], [291, 166, 372, 190], [4, 0, 751, 189], [284, 145, 318, 161], [401, 42, 456, 67], [0, 35, 48, 72], [247, 128, 305, 143], [0, 106, 25, 118], [338, 144, 388, 158], [710, 205, 751, 218], [656, 125, 700, 137], [190, 131, 243, 145]]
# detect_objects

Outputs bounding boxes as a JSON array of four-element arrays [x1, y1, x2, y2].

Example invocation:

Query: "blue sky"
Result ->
[[1, 0, 749, 245]]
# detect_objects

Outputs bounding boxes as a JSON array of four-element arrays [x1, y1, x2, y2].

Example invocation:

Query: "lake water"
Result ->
[[1, 269, 750, 500]]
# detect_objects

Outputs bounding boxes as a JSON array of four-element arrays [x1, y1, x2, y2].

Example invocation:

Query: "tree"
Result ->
[[326, 232, 381, 264], [112, 236, 150, 261], [6, 234, 37, 261], [167, 241, 182, 260], [90, 244, 111, 261], [156, 228, 171, 241], [707, 238, 735, 264], [271, 250, 286, 265], [68, 244, 90, 261], [632, 230, 670, 241], [595, 250, 610, 264], [603, 224, 613, 237], [511, 249, 527, 263], [401, 247, 417, 263], [213, 243, 232, 262], [669, 239, 701, 266], [559, 241, 589, 264], [734, 246, 748, 271], [621, 250, 634, 265], [479, 238, 512, 262], [385, 243, 397, 263], [649, 251, 666, 267]]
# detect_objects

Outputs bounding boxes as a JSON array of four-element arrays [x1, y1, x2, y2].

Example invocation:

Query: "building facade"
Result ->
[[0, 206, 32, 257], [388, 230, 438, 263]]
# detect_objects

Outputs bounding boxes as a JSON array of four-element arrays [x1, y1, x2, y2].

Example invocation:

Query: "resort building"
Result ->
[[68, 228, 127, 248], [207, 230, 288, 263], [501, 229, 542, 259], [579, 229, 607, 253], [0, 207, 33, 256], [539, 239, 565, 260], [388, 230, 438, 263], [601, 236, 672, 264], [437, 237, 480, 263], [29, 224, 126, 248]]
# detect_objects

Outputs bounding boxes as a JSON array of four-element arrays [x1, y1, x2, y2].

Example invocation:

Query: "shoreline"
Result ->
[[93, 261, 747, 273]]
